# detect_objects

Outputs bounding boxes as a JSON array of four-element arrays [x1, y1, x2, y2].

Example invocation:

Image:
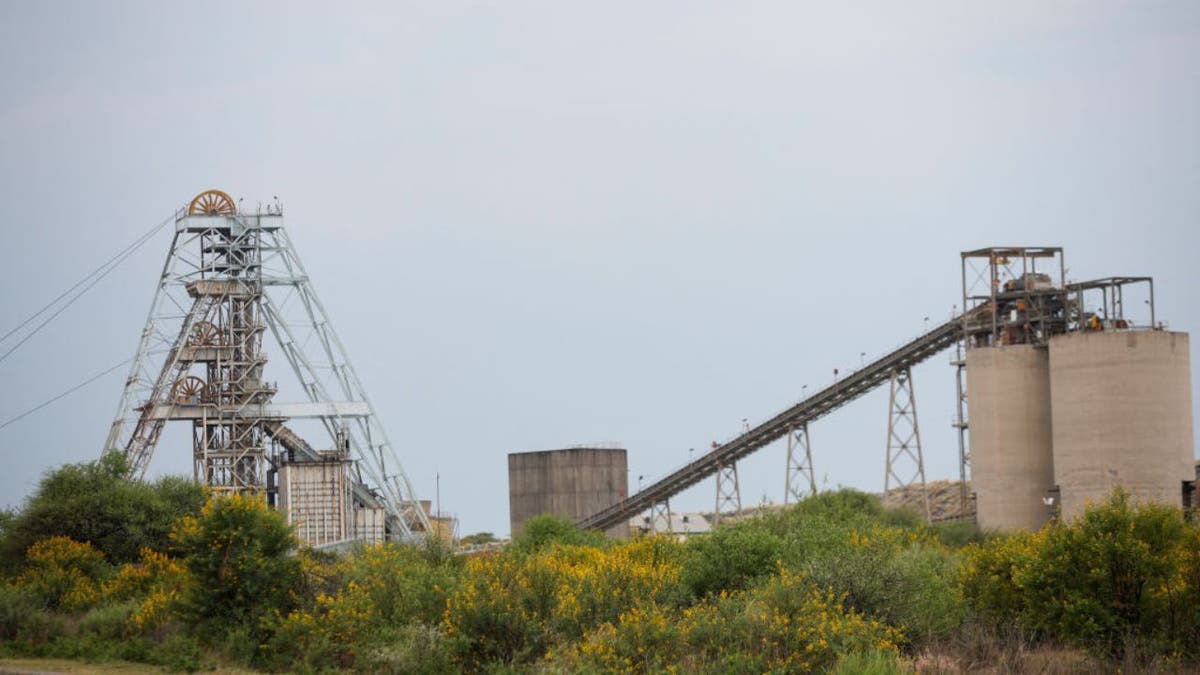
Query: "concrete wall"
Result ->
[[1049, 330, 1195, 520], [508, 448, 628, 539], [966, 344, 1056, 531]]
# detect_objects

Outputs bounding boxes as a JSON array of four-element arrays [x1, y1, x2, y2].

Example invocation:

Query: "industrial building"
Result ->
[[508, 446, 628, 538], [631, 511, 711, 539], [108, 200, 1194, 542], [962, 248, 1195, 530], [574, 246, 1195, 536]]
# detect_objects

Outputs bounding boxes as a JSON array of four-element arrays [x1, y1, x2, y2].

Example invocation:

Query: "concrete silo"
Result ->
[[960, 247, 1066, 531], [1048, 330, 1195, 520], [966, 344, 1056, 530], [508, 446, 628, 539]]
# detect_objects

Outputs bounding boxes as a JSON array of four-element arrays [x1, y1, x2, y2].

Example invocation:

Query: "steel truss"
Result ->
[[951, 339, 973, 517], [884, 367, 929, 520], [648, 499, 672, 534], [784, 422, 816, 504], [713, 460, 742, 524], [104, 201, 430, 539]]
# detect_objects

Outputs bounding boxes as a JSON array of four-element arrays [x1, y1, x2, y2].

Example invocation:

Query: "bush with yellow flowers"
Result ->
[[961, 491, 1200, 659], [442, 537, 683, 670], [103, 548, 189, 634], [263, 539, 463, 671], [551, 567, 902, 673], [802, 522, 965, 643], [170, 493, 300, 633], [15, 536, 110, 610]]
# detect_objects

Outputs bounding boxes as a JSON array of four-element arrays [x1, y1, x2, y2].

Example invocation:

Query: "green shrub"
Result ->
[[790, 489, 886, 521], [880, 505, 925, 530], [961, 491, 1200, 659], [150, 631, 203, 672], [512, 514, 608, 553], [361, 623, 456, 674], [679, 526, 784, 598], [460, 531, 498, 546], [13, 608, 66, 648], [830, 647, 906, 675], [0, 583, 42, 641], [930, 519, 988, 548], [0, 453, 205, 572], [803, 528, 965, 643], [77, 602, 136, 640]]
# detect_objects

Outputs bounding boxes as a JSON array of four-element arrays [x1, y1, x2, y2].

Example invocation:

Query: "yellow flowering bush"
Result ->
[[104, 548, 186, 601], [264, 541, 463, 671], [443, 537, 683, 669], [15, 536, 109, 610], [959, 528, 1042, 621], [338, 541, 461, 625], [553, 568, 901, 673], [170, 493, 300, 630], [803, 521, 964, 642], [103, 548, 189, 633], [961, 491, 1200, 658], [269, 582, 374, 669]]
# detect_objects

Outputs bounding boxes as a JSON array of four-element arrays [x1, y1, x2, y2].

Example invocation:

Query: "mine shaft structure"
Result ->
[[104, 190, 431, 543]]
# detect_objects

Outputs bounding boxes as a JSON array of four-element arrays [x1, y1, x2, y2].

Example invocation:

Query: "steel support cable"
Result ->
[[0, 357, 133, 431], [0, 211, 177, 364]]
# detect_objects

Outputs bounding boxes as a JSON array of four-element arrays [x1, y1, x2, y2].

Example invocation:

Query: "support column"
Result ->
[[885, 367, 930, 520], [951, 339, 973, 519], [714, 461, 742, 525], [784, 422, 816, 504], [648, 499, 672, 534]]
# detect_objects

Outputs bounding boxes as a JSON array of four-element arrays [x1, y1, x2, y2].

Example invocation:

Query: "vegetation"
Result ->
[[459, 531, 499, 546], [1, 456, 1197, 672], [960, 490, 1200, 660], [0, 453, 204, 572]]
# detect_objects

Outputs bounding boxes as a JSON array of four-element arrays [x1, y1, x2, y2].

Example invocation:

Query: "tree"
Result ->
[[171, 493, 301, 631], [512, 514, 607, 553], [459, 531, 497, 546], [0, 453, 206, 572]]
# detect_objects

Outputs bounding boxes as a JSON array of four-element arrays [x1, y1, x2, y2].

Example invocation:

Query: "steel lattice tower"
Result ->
[[648, 499, 672, 534], [104, 190, 431, 541], [713, 460, 742, 524], [883, 367, 930, 520], [784, 422, 816, 504]]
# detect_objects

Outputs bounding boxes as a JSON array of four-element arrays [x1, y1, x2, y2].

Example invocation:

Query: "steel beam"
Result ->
[[146, 401, 371, 421]]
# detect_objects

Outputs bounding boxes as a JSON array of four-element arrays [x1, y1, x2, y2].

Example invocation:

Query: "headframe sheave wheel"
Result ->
[[188, 190, 237, 216], [171, 376, 210, 404]]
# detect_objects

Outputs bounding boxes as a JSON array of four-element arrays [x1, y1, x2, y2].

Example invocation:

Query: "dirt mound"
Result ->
[[880, 479, 975, 521]]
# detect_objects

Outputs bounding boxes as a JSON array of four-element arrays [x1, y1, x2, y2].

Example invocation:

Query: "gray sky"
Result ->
[[1, 2, 1197, 537]]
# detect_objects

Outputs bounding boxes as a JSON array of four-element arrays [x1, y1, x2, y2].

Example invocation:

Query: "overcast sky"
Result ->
[[1, 2, 1197, 537]]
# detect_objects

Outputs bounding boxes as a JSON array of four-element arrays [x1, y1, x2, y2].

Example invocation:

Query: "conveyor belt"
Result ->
[[264, 421, 384, 512], [577, 309, 982, 532]]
